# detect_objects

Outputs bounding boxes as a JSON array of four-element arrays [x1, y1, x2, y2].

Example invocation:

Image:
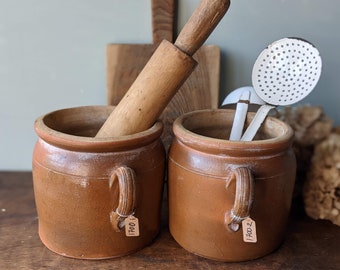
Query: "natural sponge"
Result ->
[[275, 105, 333, 196], [277, 105, 332, 146], [303, 133, 340, 226]]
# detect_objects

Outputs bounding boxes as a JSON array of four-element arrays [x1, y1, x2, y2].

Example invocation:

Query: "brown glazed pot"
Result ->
[[168, 109, 296, 262], [32, 106, 165, 259]]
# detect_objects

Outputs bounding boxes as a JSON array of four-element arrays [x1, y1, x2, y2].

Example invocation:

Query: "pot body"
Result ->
[[168, 109, 296, 262], [32, 106, 165, 259]]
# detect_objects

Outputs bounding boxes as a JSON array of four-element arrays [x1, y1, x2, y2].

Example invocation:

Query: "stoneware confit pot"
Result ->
[[32, 106, 165, 259], [168, 109, 296, 262]]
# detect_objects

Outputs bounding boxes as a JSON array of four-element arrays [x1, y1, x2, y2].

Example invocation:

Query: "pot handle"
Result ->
[[109, 166, 137, 232], [225, 167, 254, 232]]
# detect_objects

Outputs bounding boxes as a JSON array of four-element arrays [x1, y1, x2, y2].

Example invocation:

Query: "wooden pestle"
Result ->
[[96, 0, 230, 138]]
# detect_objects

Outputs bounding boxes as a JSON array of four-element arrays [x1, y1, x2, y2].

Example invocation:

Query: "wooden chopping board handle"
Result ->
[[175, 0, 230, 56], [152, 0, 176, 43]]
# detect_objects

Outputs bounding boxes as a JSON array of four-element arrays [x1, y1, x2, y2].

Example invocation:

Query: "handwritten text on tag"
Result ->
[[125, 215, 140, 237], [242, 217, 257, 243]]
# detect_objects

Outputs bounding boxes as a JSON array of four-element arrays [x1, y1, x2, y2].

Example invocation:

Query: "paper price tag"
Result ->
[[125, 215, 140, 237], [242, 217, 257, 243]]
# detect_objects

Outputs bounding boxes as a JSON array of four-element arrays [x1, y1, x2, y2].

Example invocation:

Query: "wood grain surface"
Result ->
[[105, 0, 220, 148], [0, 171, 339, 270], [106, 44, 220, 149], [151, 0, 176, 43]]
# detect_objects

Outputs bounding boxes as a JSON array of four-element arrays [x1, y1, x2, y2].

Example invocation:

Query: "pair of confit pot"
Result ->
[[33, 107, 295, 262]]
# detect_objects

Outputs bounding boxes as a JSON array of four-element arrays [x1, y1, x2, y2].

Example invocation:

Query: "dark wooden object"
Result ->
[[0, 171, 339, 269]]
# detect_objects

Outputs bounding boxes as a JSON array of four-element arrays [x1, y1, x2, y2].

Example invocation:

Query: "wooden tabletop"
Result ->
[[0, 171, 339, 270]]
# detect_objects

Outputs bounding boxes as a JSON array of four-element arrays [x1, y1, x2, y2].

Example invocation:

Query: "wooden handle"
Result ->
[[96, 40, 196, 138], [175, 0, 230, 56], [152, 0, 176, 43]]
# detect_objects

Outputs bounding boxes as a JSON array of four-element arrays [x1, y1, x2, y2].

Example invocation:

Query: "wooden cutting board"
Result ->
[[106, 0, 220, 149]]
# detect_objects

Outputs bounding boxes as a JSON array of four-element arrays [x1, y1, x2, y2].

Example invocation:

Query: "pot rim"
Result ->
[[172, 109, 294, 156], [34, 106, 163, 152]]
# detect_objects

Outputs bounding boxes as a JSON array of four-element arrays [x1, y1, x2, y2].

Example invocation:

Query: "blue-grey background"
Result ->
[[0, 0, 339, 170]]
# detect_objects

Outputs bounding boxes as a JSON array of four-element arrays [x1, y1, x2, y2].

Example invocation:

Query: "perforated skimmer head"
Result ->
[[252, 37, 322, 106]]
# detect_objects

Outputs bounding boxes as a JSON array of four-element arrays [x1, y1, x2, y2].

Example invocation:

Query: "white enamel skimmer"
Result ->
[[241, 37, 322, 141]]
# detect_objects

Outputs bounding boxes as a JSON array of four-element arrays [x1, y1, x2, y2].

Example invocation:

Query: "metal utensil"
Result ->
[[221, 86, 264, 140], [241, 37, 322, 141]]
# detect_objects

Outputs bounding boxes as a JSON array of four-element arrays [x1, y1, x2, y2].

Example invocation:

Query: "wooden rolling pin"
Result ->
[[96, 0, 230, 138]]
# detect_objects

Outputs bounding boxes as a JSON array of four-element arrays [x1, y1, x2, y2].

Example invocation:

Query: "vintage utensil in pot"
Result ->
[[222, 87, 250, 141], [107, 0, 175, 107], [221, 86, 264, 140], [96, 0, 230, 138], [106, 0, 221, 149], [241, 37, 322, 141]]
